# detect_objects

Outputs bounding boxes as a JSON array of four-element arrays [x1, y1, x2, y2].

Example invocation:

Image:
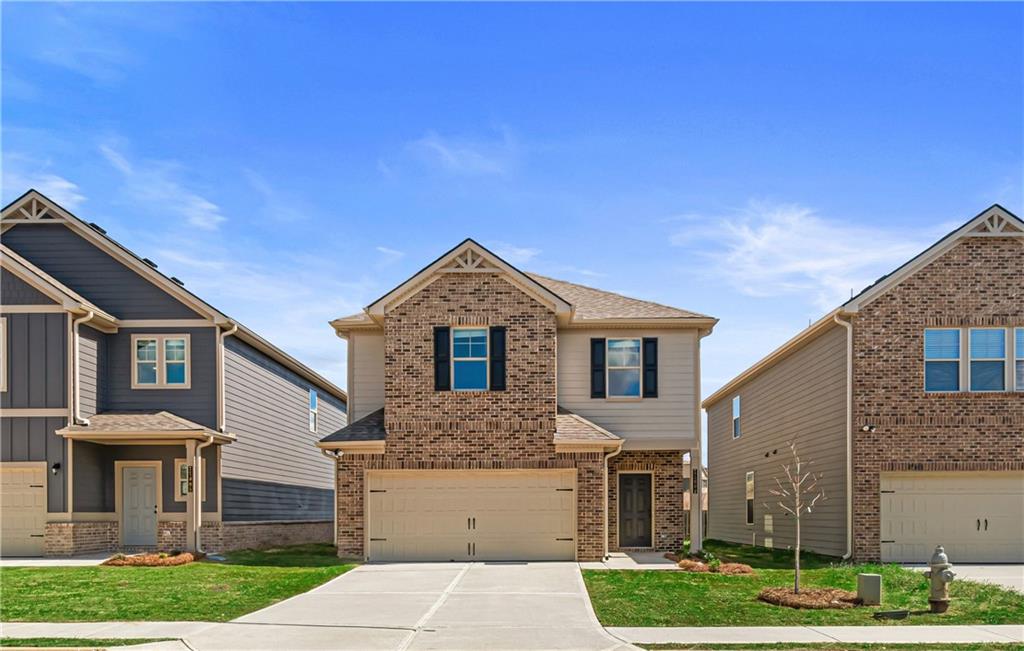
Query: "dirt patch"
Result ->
[[663, 552, 680, 563], [103, 551, 202, 567], [759, 587, 862, 609]]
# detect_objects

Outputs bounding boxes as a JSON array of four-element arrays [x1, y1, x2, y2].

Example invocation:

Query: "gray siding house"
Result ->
[[1, 190, 347, 557]]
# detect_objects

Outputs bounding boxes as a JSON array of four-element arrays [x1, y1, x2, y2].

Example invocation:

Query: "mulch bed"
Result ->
[[677, 559, 711, 572], [759, 587, 862, 609], [674, 558, 755, 575], [102, 551, 203, 567]]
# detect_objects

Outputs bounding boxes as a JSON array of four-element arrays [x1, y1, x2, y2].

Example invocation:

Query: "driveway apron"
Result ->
[[186, 561, 635, 651]]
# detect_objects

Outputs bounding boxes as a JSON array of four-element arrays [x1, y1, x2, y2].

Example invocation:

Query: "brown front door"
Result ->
[[619, 473, 652, 547]]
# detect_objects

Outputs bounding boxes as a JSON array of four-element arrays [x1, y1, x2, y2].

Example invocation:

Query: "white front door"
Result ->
[[123, 467, 158, 546], [881, 471, 1024, 563]]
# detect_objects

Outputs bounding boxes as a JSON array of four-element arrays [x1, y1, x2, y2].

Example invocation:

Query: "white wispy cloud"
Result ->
[[27, 6, 137, 84], [2, 153, 88, 208], [99, 143, 226, 230], [671, 201, 934, 310], [375, 246, 405, 266], [407, 129, 519, 176], [487, 241, 541, 266]]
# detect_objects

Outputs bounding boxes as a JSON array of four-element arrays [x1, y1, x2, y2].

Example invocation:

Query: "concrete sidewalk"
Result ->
[[608, 624, 1024, 645]]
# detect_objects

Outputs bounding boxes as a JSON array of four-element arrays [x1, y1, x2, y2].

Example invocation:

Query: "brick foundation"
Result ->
[[609, 450, 688, 553], [44, 521, 118, 556], [201, 520, 332, 552]]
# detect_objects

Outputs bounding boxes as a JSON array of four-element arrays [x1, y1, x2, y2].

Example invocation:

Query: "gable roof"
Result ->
[[1, 189, 346, 403], [702, 203, 1023, 409], [333, 238, 716, 333]]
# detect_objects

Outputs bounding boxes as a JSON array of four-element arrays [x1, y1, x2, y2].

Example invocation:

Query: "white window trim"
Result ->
[[451, 326, 489, 392], [1014, 327, 1023, 392], [309, 388, 318, 433], [606, 337, 643, 400], [173, 458, 205, 502], [0, 317, 7, 393], [967, 327, 1007, 393], [745, 471, 755, 526], [732, 395, 741, 438], [131, 334, 192, 389], [923, 327, 962, 394]]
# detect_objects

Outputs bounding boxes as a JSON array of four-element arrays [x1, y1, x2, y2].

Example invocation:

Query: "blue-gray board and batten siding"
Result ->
[[0, 417, 68, 512], [1, 224, 201, 320]]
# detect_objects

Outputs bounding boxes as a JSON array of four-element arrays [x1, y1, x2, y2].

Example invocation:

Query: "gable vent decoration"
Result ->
[[6, 197, 59, 223], [442, 248, 501, 273], [968, 212, 1024, 237]]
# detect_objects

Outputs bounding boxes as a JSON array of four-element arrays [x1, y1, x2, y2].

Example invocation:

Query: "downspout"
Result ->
[[603, 444, 623, 560], [218, 323, 239, 433], [833, 313, 854, 560], [321, 448, 342, 547], [71, 311, 95, 426], [198, 322, 237, 553]]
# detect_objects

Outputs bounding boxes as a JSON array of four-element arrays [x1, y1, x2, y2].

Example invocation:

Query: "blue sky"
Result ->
[[3, 2, 1022, 410]]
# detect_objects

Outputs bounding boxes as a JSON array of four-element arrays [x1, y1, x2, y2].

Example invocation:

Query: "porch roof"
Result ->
[[56, 411, 235, 445]]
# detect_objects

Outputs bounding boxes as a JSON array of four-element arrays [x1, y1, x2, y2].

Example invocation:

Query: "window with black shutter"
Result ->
[[489, 326, 506, 391], [434, 326, 451, 391], [590, 338, 606, 398], [642, 337, 658, 398]]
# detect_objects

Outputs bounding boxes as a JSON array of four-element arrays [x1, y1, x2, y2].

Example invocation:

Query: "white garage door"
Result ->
[[367, 470, 576, 562], [1, 463, 48, 557], [881, 472, 1024, 563]]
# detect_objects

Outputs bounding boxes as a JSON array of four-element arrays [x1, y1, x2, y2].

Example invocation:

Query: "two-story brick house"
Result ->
[[704, 204, 1023, 563], [318, 239, 715, 561], [1, 190, 347, 557]]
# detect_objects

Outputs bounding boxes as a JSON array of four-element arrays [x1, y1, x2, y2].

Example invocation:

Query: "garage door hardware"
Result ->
[[880, 490, 895, 494], [466, 517, 476, 530], [555, 488, 574, 492], [30, 534, 44, 538], [370, 538, 388, 541], [881, 540, 895, 543], [555, 537, 574, 541], [369, 489, 386, 493], [977, 519, 988, 531], [467, 542, 476, 556]]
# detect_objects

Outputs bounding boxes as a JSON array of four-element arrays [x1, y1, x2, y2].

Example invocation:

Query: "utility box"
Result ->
[[858, 573, 882, 606]]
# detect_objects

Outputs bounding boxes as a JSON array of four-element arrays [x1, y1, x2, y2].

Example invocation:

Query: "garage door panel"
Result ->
[[1, 464, 48, 557], [881, 472, 1024, 563], [367, 470, 576, 562]]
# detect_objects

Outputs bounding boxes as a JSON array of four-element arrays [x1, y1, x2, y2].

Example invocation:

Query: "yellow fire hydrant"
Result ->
[[923, 545, 956, 613]]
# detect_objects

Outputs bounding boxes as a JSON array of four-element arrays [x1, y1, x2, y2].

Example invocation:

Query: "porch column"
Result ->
[[689, 449, 703, 553], [185, 439, 197, 551]]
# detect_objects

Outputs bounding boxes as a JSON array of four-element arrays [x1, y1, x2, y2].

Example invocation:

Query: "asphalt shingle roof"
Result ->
[[60, 411, 217, 435], [319, 408, 387, 443], [527, 273, 712, 321], [555, 406, 620, 441]]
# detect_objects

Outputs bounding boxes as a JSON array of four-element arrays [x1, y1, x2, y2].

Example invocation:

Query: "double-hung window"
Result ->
[[132, 334, 190, 389], [745, 471, 755, 525], [1015, 328, 1024, 391], [969, 328, 1005, 392], [309, 389, 318, 432], [924, 329, 960, 392], [607, 338, 641, 398], [732, 396, 741, 438], [452, 328, 488, 390]]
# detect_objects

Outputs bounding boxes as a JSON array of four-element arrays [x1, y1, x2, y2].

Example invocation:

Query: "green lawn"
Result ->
[[0, 638, 172, 648], [0, 544, 355, 623], [584, 540, 1024, 627]]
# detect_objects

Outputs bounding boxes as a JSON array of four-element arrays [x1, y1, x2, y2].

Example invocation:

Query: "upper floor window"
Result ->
[[309, 389, 318, 432], [732, 396, 741, 438], [607, 338, 641, 398], [452, 327, 488, 391], [924, 329, 960, 392], [132, 334, 190, 389], [1016, 328, 1024, 391], [745, 471, 754, 525], [969, 328, 1005, 392]]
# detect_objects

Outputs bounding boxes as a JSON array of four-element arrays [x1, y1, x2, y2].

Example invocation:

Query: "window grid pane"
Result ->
[[970, 329, 1005, 359], [137, 362, 157, 385], [608, 368, 640, 397], [453, 360, 487, 390], [925, 361, 959, 392], [164, 338, 186, 361], [924, 329, 959, 359], [607, 339, 641, 368], [136, 340, 157, 362], [165, 362, 186, 384]]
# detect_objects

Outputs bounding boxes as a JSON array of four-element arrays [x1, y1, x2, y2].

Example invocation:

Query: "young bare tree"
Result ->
[[766, 441, 827, 594]]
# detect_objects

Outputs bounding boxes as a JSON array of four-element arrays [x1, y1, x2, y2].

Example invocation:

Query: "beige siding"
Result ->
[[349, 331, 385, 422], [557, 329, 698, 447], [706, 324, 848, 556]]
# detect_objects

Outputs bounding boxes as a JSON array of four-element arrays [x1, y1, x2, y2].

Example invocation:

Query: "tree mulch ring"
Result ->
[[759, 587, 862, 609], [102, 551, 203, 567]]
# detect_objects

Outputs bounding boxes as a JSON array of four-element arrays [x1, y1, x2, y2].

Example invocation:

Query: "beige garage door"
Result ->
[[367, 470, 576, 562], [1, 463, 48, 557], [881, 472, 1024, 563]]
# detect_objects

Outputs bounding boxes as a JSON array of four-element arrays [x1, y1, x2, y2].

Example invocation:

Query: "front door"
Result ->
[[619, 473, 652, 548], [123, 467, 157, 546]]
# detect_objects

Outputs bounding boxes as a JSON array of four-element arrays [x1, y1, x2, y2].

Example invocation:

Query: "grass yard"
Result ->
[[641, 645, 1024, 651], [0, 544, 355, 623], [0, 638, 172, 648], [584, 540, 1024, 627]]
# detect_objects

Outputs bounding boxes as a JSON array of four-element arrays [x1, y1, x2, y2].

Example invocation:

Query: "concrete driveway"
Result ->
[[907, 564, 1024, 594], [187, 562, 635, 651]]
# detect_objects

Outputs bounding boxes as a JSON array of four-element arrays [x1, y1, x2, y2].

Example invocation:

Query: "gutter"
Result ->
[[321, 448, 343, 547], [602, 444, 623, 560], [833, 313, 854, 561], [71, 310, 95, 426]]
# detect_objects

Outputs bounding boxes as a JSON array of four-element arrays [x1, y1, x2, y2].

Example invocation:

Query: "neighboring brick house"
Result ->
[[1, 190, 347, 557], [704, 204, 1023, 563], [319, 239, 715, 561]]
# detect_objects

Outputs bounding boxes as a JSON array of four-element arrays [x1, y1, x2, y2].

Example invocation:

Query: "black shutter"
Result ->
[[590, 338, 606, 398], [434, 326, 451, 391], [489, 326, 506, 391], [642, 337, 658, 398]]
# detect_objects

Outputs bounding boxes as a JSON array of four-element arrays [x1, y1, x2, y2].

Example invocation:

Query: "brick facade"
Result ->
[[609, 450, 688, 552], [44, 521, 118, 556], [851, 237, 1024, 561], [334, 272, 688, 561], [202, 520, 332, 552]]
